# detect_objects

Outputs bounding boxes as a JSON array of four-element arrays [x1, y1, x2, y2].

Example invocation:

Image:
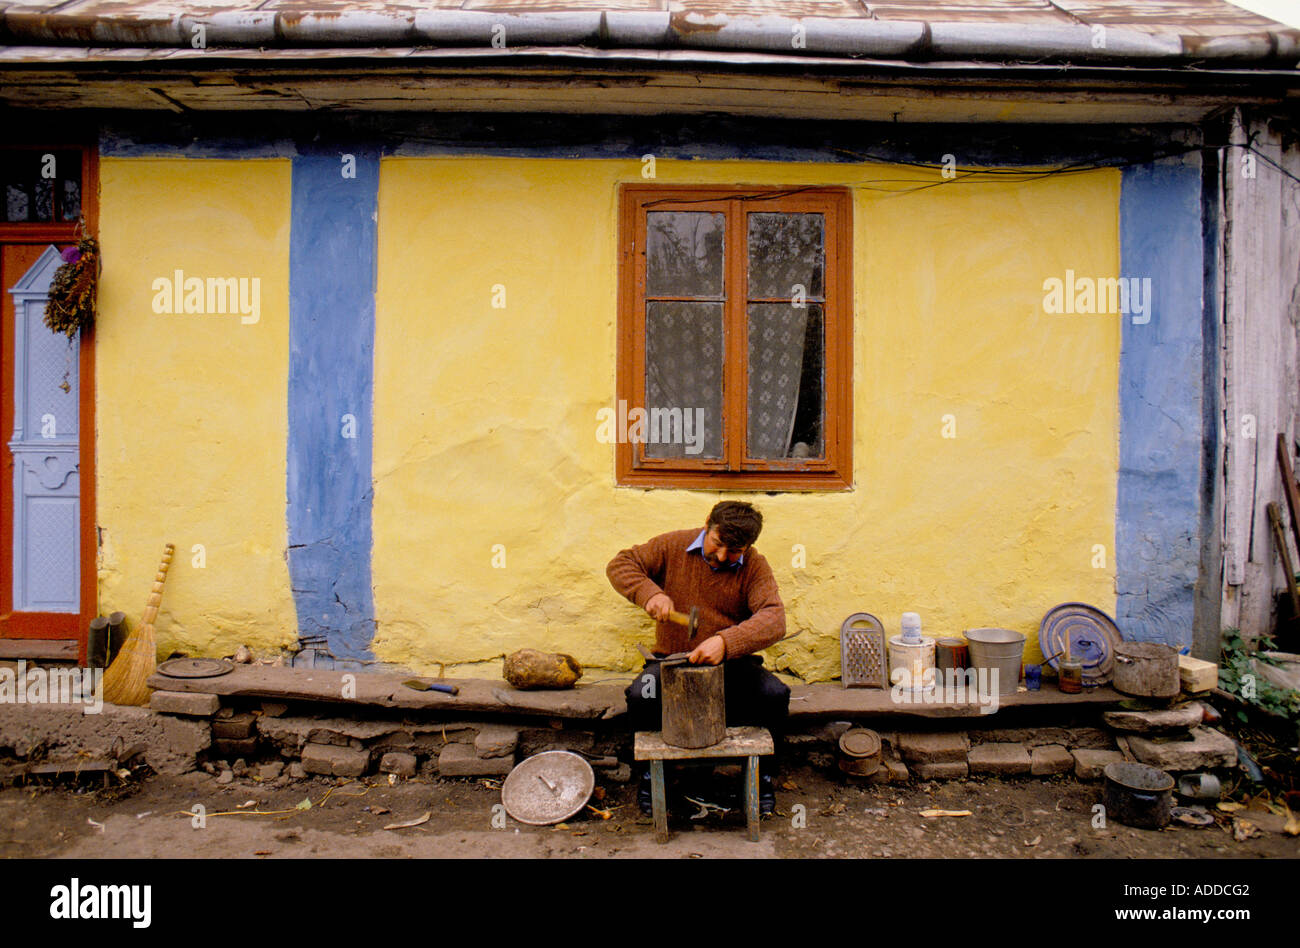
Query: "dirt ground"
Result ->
[[2, 762, 1296, 859]]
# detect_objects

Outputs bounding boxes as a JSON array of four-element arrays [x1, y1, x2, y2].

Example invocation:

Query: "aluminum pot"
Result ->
[[1103, 762, 1174, 829], [1112, 641, 1180, 698]]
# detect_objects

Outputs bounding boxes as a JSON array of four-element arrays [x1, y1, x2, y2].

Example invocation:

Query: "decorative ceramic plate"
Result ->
[[1038, 602, 1123, 686]]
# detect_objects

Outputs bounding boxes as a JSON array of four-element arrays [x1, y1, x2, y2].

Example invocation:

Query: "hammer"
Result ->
[[635, 606, 700, 666], [667, 606, 700, 641]]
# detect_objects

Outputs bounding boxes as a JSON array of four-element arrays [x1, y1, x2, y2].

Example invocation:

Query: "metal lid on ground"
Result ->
[[501, 751, 595, 826], [1038, 602, 1122, 686], [156, 657, 235, 678]]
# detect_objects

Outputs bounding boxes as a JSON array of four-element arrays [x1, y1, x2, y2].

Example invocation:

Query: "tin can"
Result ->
[[1059, 658, 1083, 694], [935, 638, 969, 673]]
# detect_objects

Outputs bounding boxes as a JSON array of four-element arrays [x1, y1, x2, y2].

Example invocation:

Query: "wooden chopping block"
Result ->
[[661, 662, 725, 748]]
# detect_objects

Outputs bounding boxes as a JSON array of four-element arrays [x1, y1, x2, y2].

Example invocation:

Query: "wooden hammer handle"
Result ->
[[666, 610, 690, 627]]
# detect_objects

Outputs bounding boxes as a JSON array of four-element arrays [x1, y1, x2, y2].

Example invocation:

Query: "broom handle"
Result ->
[[140, 543, 175, 628]]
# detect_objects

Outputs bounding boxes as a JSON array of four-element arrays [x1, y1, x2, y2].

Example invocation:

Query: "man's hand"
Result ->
[[645, 593, 674, 621], [688, 635, 726, 666]]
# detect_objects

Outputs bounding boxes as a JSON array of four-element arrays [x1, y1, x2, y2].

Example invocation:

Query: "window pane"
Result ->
[[748, 303, 823, 459], [646, 211, 724, 298], [645, 301, 724, 459], [747, 212, 824, 300], [1, 151, 82, 223], [62, 177, 81, 222]]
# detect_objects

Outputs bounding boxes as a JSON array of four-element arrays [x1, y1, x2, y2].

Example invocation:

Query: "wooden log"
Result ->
[[661, 663, 725, 749]]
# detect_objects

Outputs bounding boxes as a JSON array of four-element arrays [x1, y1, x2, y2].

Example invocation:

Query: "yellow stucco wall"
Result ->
[[372, 158, 1121, 680], [96, 158, 296, 659]]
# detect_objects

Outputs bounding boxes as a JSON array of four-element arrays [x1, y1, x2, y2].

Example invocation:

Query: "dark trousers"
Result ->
[[625, 655, 790, 776]]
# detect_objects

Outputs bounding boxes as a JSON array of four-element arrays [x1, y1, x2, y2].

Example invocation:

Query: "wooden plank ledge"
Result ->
[[0, 639, 78, 661], [786, 681, 1125, 719], [145, 665, 628, 719]]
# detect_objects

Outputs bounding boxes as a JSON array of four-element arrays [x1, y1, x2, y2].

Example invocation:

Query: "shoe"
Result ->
[[759, 774, 776, 816], [638, 770, 654, 816]]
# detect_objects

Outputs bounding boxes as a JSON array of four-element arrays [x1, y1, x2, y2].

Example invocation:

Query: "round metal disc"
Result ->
[[156, 657, 236, 679], [501, 751, 595, 826], [1038, 602, 1123, 686], [839, 728, 881, 758]]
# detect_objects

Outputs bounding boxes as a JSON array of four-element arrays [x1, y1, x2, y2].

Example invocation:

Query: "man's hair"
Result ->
[[706, 501, 763, 550]]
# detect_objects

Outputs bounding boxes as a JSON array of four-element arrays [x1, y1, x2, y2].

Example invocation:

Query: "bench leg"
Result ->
[[650, 759, 668, 843], [745, 755, 760, 842]]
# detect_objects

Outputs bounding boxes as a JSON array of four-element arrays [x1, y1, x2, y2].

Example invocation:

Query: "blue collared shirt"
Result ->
[[687, 529, 745, 572]]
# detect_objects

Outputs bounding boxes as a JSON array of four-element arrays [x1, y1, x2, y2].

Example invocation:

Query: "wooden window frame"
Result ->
[[616, 184, 853, 490]]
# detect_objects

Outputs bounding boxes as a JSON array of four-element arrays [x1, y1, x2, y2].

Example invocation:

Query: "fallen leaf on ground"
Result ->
[[371, 806, 391, 816], [295, 798, 312, 811], [920, 809, 973, 818], [87, 817, 104, 833], [592, 786, 606, 801], [384, 811, 431, 830], [253, 850, 272, 856], [1233, 819, 1260, 842], [781, 780, 799, 791], [236, 800, 258, 809], [1217, 802, 1244, 812], [586, 805, 613, 820], [1024, 835, 1042, 847]]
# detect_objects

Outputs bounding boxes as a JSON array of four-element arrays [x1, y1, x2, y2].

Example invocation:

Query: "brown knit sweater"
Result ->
[[606, 528, 786, 659]]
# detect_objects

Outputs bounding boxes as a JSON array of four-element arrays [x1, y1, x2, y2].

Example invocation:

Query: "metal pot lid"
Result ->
[[156, 658, 236, 679], [839, 728, 881, 758], [1038, 603, 1123, 685], [501, 751, 595, 826]]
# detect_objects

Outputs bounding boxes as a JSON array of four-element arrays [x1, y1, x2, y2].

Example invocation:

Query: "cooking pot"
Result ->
[[1112, 641, 1180, 698], [1103, 761, 1174, 830]]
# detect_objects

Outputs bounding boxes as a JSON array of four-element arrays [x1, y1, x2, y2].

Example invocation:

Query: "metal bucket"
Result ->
[[1113, 641, 1180, 698], [964, 628, 1025, 696], [1103, 762, 1174, 830]]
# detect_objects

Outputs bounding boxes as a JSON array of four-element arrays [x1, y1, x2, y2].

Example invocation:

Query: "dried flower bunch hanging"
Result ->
[[44, 225, 99, 339]]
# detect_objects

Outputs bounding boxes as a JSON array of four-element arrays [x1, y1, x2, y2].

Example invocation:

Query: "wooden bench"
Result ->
[[633, 726, 773, 843]]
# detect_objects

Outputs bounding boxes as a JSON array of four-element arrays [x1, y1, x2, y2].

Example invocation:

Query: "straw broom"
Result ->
[[102, 543, 175, 707]]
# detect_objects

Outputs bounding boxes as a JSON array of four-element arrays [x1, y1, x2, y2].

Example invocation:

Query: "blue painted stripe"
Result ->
[[1116, 155, 1204, 647], [287, 147, 378, 661]]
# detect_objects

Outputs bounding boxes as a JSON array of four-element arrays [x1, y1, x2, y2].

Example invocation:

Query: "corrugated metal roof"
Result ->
[[0, 0, 1296, 114]]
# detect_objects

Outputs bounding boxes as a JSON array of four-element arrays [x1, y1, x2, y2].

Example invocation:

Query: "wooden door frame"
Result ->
[[0, 143, 97, 664]]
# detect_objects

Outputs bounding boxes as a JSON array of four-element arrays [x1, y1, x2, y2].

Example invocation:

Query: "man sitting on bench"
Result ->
[[606, 500, 790, 816]]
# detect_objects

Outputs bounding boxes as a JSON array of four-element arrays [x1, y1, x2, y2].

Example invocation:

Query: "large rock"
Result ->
[[474, 725, 519, 759], [1102, 703, 1203, 734], [503, 649, 582, 690], [912, 761, 968, 779], [301, 742, 370, 777], [896, 731, 969, 764], [150, 691, 220, 717], [1030, 744, 1074, 776], [1126, 727, 1236, 771], [437, 743, 514, 776], [1072, 749, 1124, 779], [968, 743, 1031, 775]]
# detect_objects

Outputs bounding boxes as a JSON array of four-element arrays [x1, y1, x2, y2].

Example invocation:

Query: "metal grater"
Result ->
[[840, 612, 886, 688]]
